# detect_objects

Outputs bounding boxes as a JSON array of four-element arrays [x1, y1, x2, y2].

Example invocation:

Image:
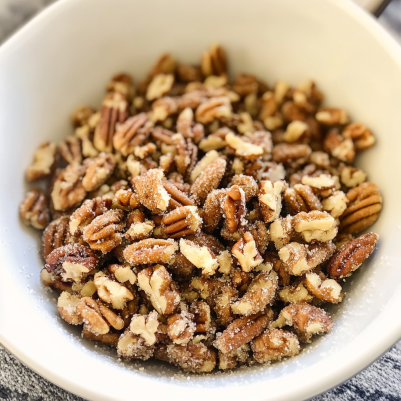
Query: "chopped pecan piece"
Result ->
[[162, 180, 195, 209], [225, 132, 263, 160], [42, 216, 71, 257], [72, 106, 96, 127], [45, 243, 97, 282], [272, 143, 311, 167], [283, 120, 309, 143], [224, 185, 247, 233], [26, 142, 57, 181], [51, 164, 86, 211], [284, 184, 322, 215], [108, 264, 137, 285], [214, 310, 273, 354], [202, 189, 226, 234], [129, 312, 159, 345], [301, 174, 336, 197], [279, 282, 313, 303], [113, 113, 152, 156], [316, 107, 349, 125], [342, 122, 375, 151], [327, 232, 379, 278], [112, 188, 140, 211], [293, 211, 337, 242], [321, 191, 348, 219], [190, 150, 219, 183], [117, 329, 155, 360], [173, 133, 198, 177], [162, 206, 202, 238], [195, 97, 232, 124], [231, 272, 277, 316], [278, 241, 335, 275], [258, 180, 286, 223], [180, 238, 218, 276], [252, 329, 300, 363], [146, 74, 174, 101], [59, 136, 82, 165], [277, 302, 333, 342], [19, 189, 50, 229], [232, 232, 263, 272], [167, 343, 217, 372], [82, 327, 120, 345], [133, 169, 171, 214], [82, 153, 116, 191], [218, 344, 250, 370], [340, 182, 382, 234], [190, 157, 226, 205], [58, 291, 83, 325], [340, 165, 367, 188], [190, 301, 211, 333], [177, 107, 204, 141], [94, 275, 134, 309], [83, 209, 125, 253], [269, 216, 293, 250], [323, 129, 355, 162], [124, 239, 178, 265], [201, 43, 227, 77], [137, 265, 180, 315], [125, 210, 154, 241], [305, 273, 344, 303], [167, 311, 196, 344], [107, 73, 135, 99], [94, 92, 129, 152]]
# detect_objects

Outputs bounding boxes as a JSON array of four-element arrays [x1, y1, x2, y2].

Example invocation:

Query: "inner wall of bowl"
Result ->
[[1, 0, 401, 392]]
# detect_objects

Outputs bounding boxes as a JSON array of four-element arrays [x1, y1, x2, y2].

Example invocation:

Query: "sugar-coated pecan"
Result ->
[[279, 241, 335, 276], [179, 238, 218, 276], [316, 107, 349, 125], [167, 343, 217, 373], [224, 185, 247, 233], [167, 311, 196, 344], [137, 265, 180, 315], [124, 238, 178, 265], [279, 282, 313, 304], [191, 157, 226, 205], [83, 209, 125, 253], [321, 191, 348, 219], [232, 232, 263, 272], [82, 326, 120, 345], [293, 210, 337, 242], [162, 180, 195, 209], [42, 216, 71, 257], [231, 272, 277, 316], [340, 165, 367, 188], [76, 297, 109, 335], [340, 182, 382, 234], [301, 174, 336, 197], [45, 243, 97, 282], [258, 180, 286, 223], [272, 143, 311, 167], [69, 198, 111, 236], [112, 188, 140, 211], [51, 164, 86, 211], [162, 206, 202, 238], [305, 273, 344, 303], [323, 129, 355, 162], [276, 302, 333, 342], [190, 150, 219, 183], [133, 169, 171, 214], [177, 107, 204, 141], [94, 275, 134, 310], [225, 132, 263, 160], [230, 175, 258, 202], [201, 43, 227, 77], [284, 184, 322, 215], [113, 113, 153, 156], [190, 301, 212, 333], [202, 189, 226, 234], [327, 232, 379, 279], [125, 210, 154, 241], [57, 291, 83, 325], [108, 264, 137, 286], [82, 153, 116, 191], [252, 329, 300, 363], [26, 142, 57, 182], [94, 92, 129, 153], [214, 310, 273, 353], [129, 312, 160, 346], [173, 133, 198, 177], [195, 97, 232, 124], [59, 136, 82, 165], [248, 220, 270, 254], [19, 189, 50, 229], [117, 329, 155, 360], [342, 122, 375, 151]]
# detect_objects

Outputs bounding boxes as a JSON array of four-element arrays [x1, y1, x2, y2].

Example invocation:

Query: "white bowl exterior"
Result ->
[[1, 0, 401, 400]]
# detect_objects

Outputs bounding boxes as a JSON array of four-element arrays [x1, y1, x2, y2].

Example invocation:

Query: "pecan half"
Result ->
[[232, 232, 263, 272], [94, 92, 129, 153], [162, 180, 195, 209], [214, 310, 273, 354], [293, 210, 337, 242], [124, 238, 178, 265], [190, 157, 226, 205], [305, 273, 344, 303], [94, 275, 134, 309], [112, 188, 140, 211], [167, 343, 216, 373], [117, 329, 155, 360], [69, 198, 111, 236], [276, 303, 333, 342], [279, 282, 313, 304], [173, 133, 198, 177], [146, 73, 174, 101], [284, 184, 322, 215], [45, 244, 97, 283], [202, 189, 226, 233], [327, 232, 379, 278], [316, 107, 349, 125], [231, 272, 277, 316], [57, 291, 83, 325], [26, 142, 57, 181], [82, 326, 120, 345], [195, 97, 232, 124], [258, 180, 286, 223], [342, 122, 375, 151], [113, 113, 153, 156], [51, 164, 86, 211], [323, 129, 355, 162], [82, 153, 116, 191], [137, 265, 180, 315], [340, 182, 382, 234], [224, 185, 247, 233], [59, 136, 82, 165], [42, 216, 71, 257], [252, 329, 300, 363], [177, 107, 204, 141], [167, 311, 196, 344], [83, 209, 125, 253], [272, 143, 312, 167], [133, 169, 171, 214], [76, 297, 109, 335], [162, 206, 202, 238], [129, 312, 160, 346], [19, 189, 50, 229], [225, 132, 264, 160], [278, 241, 335, 276]]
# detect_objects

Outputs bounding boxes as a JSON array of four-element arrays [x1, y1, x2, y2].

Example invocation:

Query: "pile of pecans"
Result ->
[[19, 44, 382, 373]]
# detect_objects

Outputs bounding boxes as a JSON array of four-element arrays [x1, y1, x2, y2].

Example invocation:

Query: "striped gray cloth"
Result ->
[[0, 1, 400, 400]]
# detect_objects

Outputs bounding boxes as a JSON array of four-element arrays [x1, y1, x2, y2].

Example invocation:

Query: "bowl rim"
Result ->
[[1, 0, 401, 400]]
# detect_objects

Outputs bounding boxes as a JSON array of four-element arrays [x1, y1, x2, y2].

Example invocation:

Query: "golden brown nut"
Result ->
[[26, 142, 57, 182], [124, 239, 178, 265], [59, 136, 82, 165], [162, 206, 202, 238], [94, 275, 134, 309], [42, 216, 71, 257], [305, 273, 344, 303], [284, 184, 322, 215], [272, 143, 312, 167], [19, 189, 50, 230], [342, 122, 375, 151], [167, 311, 196, 344], [293, 210, 337, 242], [323, 129, 355, 163], [173, 133, 198, 177], [224, 185, 247, 233], [258, 180, 286, 223], [196, 97, 232, 124], [82, 153, 116, 192], [112, 188, 140, 211], [202, 189, 226, 234], [167, 343, 217, 372], [77, 297, 110, 335], [232, 232, 263, 272], [57, 291, 83, 325], [316, 107, 349, 125], [201, 43, 227, 77]]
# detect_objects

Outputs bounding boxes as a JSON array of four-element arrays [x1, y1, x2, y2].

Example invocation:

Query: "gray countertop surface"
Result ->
[[0, 1, 400, 400]]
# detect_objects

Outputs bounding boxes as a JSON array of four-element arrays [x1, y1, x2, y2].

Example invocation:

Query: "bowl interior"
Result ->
[[1, 0, 401, 400]]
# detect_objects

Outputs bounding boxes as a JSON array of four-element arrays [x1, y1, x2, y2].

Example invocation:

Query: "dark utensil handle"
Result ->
[[374, 0, 392, 17]]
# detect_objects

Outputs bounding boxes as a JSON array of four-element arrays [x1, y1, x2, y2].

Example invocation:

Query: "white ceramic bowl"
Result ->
[[1, 0, 401, 400]]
